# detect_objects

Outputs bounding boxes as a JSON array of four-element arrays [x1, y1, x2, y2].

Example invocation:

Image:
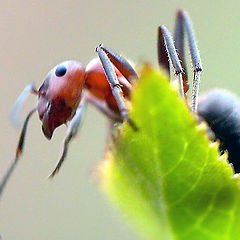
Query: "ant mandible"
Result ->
[[7, 10, 203, 182]]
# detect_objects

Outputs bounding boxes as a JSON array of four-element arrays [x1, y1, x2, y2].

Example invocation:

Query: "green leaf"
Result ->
[[99, 66, 240, 240]]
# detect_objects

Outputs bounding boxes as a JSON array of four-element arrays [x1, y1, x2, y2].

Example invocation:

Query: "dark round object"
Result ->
[[198, 89, 240, 173], [55, 65, 67, 77]]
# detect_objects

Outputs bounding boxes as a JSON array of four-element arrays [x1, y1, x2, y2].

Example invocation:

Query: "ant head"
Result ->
[[43, 61, 85, 99], [37, 61, 86, 139]]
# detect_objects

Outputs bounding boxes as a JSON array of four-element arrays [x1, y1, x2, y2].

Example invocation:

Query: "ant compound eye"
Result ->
[[55, 65, 67, 77]]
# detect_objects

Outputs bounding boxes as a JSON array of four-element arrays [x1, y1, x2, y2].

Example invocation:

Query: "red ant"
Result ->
[[10, 45, 138, 179], [0, 10, 202, 195]]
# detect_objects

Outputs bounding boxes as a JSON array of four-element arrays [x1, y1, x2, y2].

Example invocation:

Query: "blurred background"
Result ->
[[0, 0, 240, 239]]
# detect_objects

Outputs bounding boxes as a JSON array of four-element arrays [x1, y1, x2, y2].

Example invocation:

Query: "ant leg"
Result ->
[[96, 45, 138, 131], [157, 27, 170, 76], [175, 10, 203, 112], [159, 25, 184, 96], [86, 94, 124, 142], [86, 94, 123, 122], [99, 44, 138, 81], [49, 98, 87, 178], [174, 11, 189, 94], [10, 82, 38, 128], [0, 108, 36, 198]]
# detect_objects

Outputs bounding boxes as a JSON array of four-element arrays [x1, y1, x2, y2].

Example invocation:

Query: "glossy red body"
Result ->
[[85, 58, 132, 112], [37, 58, 131, 139]]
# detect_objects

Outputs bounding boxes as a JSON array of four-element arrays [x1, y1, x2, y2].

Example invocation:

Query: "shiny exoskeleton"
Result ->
[[37, 58, 134, 140]]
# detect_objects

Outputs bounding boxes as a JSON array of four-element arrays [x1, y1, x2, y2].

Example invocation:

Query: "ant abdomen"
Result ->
[[198, 89, 240, 172]]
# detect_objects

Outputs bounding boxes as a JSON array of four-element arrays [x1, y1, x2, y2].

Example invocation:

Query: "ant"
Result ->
[[0, 10, 238, 197], [9, 45, 138, 180]]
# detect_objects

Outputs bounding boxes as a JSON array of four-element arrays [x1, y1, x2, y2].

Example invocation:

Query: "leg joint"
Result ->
[[112, 83, 122, 89], [195, 66, 203, 73]]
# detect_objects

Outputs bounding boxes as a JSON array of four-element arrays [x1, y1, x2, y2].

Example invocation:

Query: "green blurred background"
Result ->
[[1, 0, 240, 239]]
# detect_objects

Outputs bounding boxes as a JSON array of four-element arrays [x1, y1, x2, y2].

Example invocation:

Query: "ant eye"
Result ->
[[55, 65, 67, 77]]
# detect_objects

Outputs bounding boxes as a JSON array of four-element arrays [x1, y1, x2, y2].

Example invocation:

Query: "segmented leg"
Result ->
[[175, 10, 203, 112], [96, 45, 138, 131], [85, 94, 123, 122], [99, 44, 138, 81], [49, 92, 126, 178], [157, 27, 170, 76], [10, 82, 38, 128], [174, 11, 189, 93], [49, 99, 87, 178], [158, 25, 184, 96], [0, 108, 36, 198]]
